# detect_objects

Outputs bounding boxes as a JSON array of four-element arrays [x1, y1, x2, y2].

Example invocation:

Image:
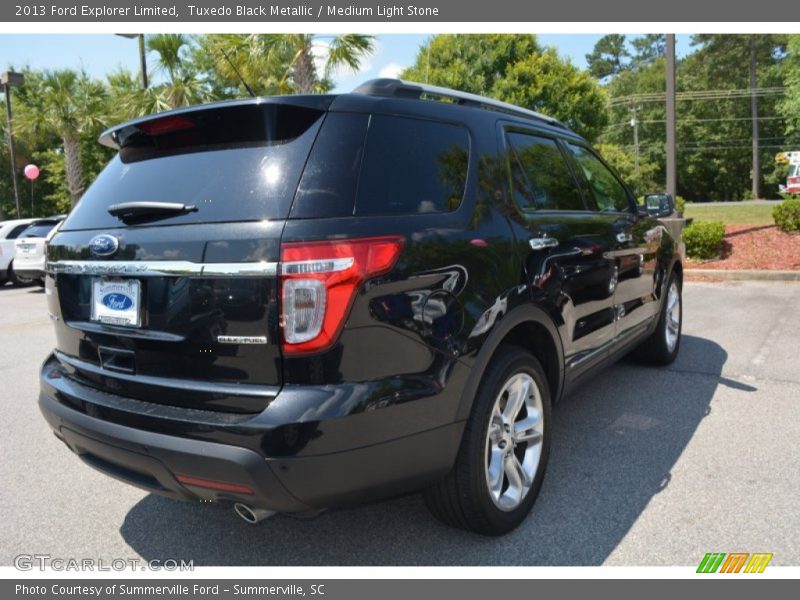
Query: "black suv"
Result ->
[[39, 79, 683, 535]]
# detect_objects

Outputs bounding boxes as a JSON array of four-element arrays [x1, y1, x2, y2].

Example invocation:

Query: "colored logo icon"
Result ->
[[697, 552, 773, 573]]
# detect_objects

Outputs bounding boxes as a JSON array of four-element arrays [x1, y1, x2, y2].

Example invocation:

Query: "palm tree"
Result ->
[[16, 70, 107, 206], [146, 34, 209, 109], [106, 69, 160, 121], [199, 34, 375, 95]]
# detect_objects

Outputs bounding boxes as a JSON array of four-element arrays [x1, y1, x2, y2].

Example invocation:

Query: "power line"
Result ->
[[608, 86, 786, 106], [603, 115, 788, 129], [627, 142, 800, 152]]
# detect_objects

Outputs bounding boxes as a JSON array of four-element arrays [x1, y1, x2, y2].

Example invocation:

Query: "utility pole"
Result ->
[[630, 105, 640, 182], [750, 35, 760, 200], [2, 71, 24, 219], [665, 34, 677, 199]]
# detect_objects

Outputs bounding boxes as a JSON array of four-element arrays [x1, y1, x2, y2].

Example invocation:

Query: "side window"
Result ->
[[567, 143, 631, 212], [506, 132, 584, 212], [356, 115, 469, 215], [291, 112, 369, 219]]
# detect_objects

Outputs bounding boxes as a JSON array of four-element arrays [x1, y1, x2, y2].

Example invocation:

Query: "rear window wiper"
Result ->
[[107, 201, 198, 222]]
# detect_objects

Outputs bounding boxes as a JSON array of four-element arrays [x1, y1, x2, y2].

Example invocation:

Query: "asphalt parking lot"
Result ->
[[0, 280, 798, 566]]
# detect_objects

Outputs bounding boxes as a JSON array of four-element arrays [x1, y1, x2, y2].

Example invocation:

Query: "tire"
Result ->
[[424, 345, 551, 535], [630, 271, 682, 366], [8, 262, 34, 287]]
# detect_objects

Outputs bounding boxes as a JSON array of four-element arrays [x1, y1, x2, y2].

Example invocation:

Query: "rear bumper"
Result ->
[[39, 354, 463, 512], [13, 268, 43, 280], [40, 391, 310, 512]]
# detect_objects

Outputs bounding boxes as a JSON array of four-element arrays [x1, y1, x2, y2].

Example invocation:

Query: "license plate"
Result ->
[[91, 278, 141, 327], [17, 243, 34, 254]]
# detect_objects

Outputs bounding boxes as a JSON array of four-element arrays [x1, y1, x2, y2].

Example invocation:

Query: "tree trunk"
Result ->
[[62, 134, 85, 207], [292, 43, 318, 94]]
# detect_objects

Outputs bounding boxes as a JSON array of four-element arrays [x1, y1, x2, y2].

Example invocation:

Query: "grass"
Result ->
[[684, 202, 776, 225]]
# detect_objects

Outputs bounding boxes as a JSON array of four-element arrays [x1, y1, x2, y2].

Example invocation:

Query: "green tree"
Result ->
[[630, 34, 666, 67], [595, 143, 660, 195], [402, 34, 541, 94], [586, 34, 630, 79], [401, 35, 608, 142], [602, 34, 789, 201], [15, 69, 107, 206], [196, 34, 375, 95], [146, 34, 210, 110], [780, 35, 800, 137]]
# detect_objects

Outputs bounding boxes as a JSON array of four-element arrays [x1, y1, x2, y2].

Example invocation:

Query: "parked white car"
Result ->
[[0, 217, 38, 286], [13, 217, 64, 286]]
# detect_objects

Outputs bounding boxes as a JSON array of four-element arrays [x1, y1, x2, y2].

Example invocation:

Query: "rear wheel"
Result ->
[[423, 345, 551, 535], [631, 271, 682, 365], [8, 262, 34, 287]]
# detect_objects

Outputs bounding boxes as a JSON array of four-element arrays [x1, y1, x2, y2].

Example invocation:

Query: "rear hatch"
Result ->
[[46, 98, 332, 413]]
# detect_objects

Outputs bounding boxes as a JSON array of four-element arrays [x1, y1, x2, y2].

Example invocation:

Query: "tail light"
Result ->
[[279, 236, 404, 355], [137, 115, 195, 136]]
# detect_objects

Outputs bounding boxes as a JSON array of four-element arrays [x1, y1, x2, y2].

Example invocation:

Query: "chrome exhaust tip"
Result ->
[[233, 502, 275, 524]]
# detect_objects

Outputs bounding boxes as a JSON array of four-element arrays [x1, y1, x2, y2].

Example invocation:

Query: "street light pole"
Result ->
[[1, 71, 24, 219], [116, 33, 148, 89], [138, 34, 148, 89]]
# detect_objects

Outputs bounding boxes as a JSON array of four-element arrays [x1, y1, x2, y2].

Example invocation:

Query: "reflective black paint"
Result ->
[[40, 92, 683, 510]]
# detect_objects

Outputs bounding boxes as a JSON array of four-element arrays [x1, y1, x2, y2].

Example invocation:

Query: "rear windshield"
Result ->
[[60, 103, 325, 231], [20, 222, 58, 238]]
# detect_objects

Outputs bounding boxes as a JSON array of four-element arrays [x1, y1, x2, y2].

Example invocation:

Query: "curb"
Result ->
[[686, 269, 800, 281]]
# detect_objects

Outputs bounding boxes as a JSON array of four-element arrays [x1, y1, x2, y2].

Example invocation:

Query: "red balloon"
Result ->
[[24, 164, 40, 180]]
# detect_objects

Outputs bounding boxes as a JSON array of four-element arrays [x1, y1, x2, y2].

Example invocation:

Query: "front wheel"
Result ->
[[423, 345, 551, 535]]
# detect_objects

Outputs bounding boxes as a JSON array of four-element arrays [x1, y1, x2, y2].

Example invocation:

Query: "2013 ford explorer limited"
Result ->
[[40, 79, 684, 535]]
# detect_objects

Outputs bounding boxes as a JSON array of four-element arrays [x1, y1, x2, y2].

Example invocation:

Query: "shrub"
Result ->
[[773, 200, 800, 233], [675, 195, 686, 217], [683, 221, 726, 260]]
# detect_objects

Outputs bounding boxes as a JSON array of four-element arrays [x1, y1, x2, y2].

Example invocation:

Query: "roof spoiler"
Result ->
[[98, 95, 336, 149]]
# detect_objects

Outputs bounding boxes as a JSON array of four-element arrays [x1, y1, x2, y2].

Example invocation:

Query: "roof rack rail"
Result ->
[[352, 78, 566, 129]]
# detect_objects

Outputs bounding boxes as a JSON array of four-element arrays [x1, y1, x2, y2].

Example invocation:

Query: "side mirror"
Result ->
[[641, 193, 675, 218]]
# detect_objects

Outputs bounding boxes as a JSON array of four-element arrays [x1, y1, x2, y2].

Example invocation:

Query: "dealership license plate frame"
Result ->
[[91, 277, 142, 328]]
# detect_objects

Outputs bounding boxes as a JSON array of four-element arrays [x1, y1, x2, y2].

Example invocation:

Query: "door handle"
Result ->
[[529, 236, 559, 250], [616, 232, 633, 244]]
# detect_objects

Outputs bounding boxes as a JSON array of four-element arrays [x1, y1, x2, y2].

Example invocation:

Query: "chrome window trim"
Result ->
[[46, 260, 278, 278]]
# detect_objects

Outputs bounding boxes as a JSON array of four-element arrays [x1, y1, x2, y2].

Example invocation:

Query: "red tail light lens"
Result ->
[[280, 236, 404, 355], [137, 115, 195, 136]]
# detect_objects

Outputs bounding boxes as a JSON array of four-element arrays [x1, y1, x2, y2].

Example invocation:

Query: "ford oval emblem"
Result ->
[[89, 234, 119, 257], [102, 293, 133, 311]]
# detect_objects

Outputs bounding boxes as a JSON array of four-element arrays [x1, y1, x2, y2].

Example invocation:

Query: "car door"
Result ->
[[565, 143, 661, 345], [499, 126, 618, 376]]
